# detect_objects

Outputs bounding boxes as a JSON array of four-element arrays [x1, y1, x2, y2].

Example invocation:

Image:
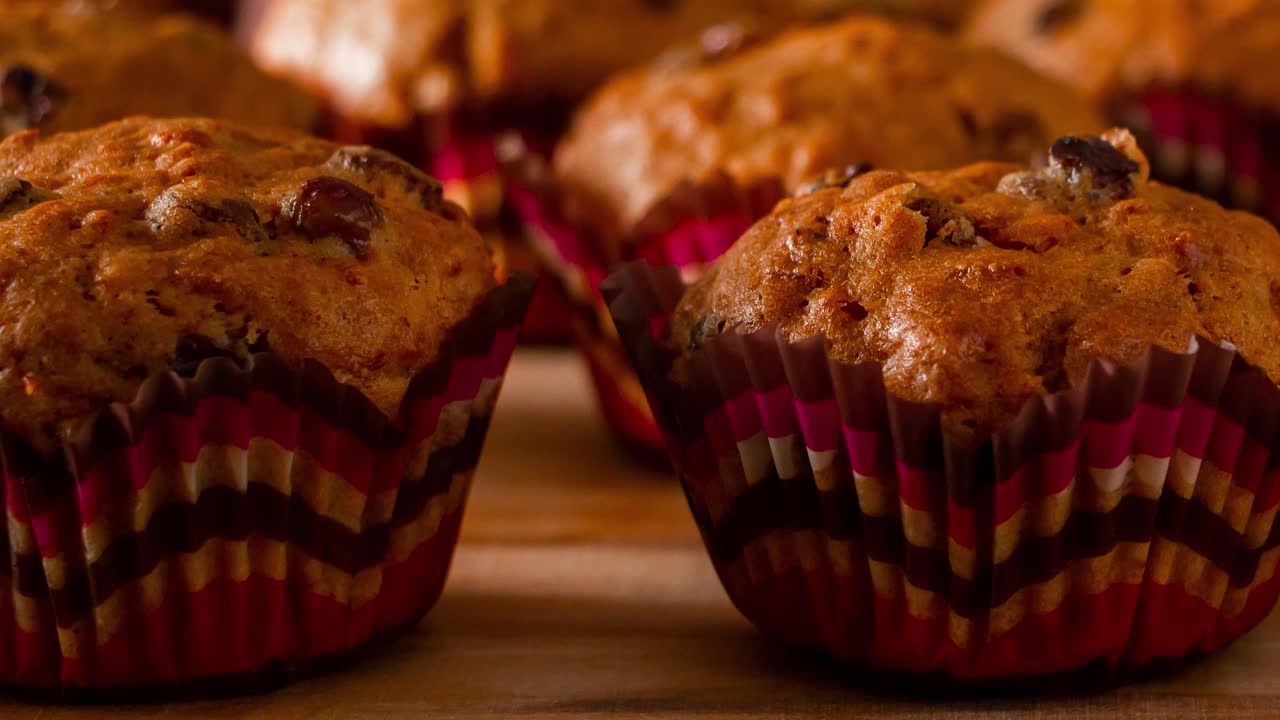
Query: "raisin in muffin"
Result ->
[[553, 15, 1103, 256], [246, 0, 975, 131], [0, 116, 493, 452], [667, 128, 1280, 445], [0, 1, 315, 138]]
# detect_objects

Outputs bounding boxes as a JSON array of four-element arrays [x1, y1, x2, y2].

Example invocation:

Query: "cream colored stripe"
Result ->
[[54, 466, 475, 660]]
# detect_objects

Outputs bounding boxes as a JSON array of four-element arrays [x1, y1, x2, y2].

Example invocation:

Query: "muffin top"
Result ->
[[966, 0, 1280, 108], [0, 116, 494, 452], [552, 16, 1102, 252], [668, 129, 1280, 445], [0, 1, 315, 138], [246, 0, 974, 129]]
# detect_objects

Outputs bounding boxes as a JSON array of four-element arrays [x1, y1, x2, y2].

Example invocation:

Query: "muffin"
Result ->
[[967, 0, 1280, 223], [510, 15, 1102, 452], [243, 1, 976, 343], [602, 129, 1280, 685], [96, 0, 237, 24], [0, 1, 315, 138], [0, 116, 533, 695]]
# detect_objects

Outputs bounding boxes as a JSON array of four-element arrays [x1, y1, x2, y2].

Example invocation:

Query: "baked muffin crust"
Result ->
[[553, 16, 1102, 251], [966, 0, 1280, 108], [0, 1, 315, 137], [247, 0, 978, 129], [669, 129, 1280, 444], [0, 117, 493, 451]]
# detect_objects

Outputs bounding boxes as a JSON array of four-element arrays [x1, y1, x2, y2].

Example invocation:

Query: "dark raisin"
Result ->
[[146, 184, 267, 242], [1035, 0, 1085, 34], [325, 146, 444, 211], [0, 177, 54, 219], [798, 163, 874, 196], [1048, 135, 1139, 199], [0, 63, 67, 133], [907, 197, 976, 248], [283, 176, 382, 257], [169, 335, 242, 377]]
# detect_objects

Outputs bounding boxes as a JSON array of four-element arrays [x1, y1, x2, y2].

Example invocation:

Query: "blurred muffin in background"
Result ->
[[506, 15, 1101, 452], [96, 0, 236, 24], [243, 0, 976, 343], [967, 0, 1280, 223], [0, 1, 315, 137], [603, 129, 1280, 684]]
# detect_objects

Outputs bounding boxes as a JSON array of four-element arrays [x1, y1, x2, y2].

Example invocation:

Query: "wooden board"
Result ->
[[3, 348, 1279, 719]]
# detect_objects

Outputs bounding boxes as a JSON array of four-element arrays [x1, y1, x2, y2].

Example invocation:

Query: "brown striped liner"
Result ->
[[1115, 86, 1280, 225], [502, 142, 783, 454], [603, 261, 1280, 686], [0, 273, 535, 698]]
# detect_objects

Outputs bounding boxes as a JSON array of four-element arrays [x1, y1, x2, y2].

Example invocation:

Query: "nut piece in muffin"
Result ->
[[0, 1, 315, 138], [668, 129, 1280, 445], [245, 0, 977, 132], [552, 15, 1102, 258], [0, 116, 493, 452]]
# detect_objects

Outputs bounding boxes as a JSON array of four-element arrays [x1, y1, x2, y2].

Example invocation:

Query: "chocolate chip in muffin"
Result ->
[[146, 183, 267, 243], [1048, 135, 1140, 199], [324, 146, 444, 212], [907, 196, 977, 248], [798, 163, 874, 196], [0, 63, 67, 135], [0, 177, 55, 219], [1035, 0, 1085, 34], [283, 176, 382, 257]]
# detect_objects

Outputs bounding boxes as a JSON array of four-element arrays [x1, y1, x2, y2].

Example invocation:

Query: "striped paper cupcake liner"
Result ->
[[504, 146, 783, 454], [1117, 87, 1280, 225], [603, 261, 1280, 686], [0, 273, 535, 698]]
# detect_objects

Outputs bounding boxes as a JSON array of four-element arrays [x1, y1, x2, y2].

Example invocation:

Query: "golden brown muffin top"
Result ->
[[246, 0, 974, 129], [669, 129, 1280, 445], [0, 116, 494, 451], [0, 1, 315, 137], [553, 16, 1102, 250], [966, 0, 1280, 107]]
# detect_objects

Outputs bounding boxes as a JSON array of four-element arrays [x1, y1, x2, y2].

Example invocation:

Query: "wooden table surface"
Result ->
[[4, 348, 1280, 719]]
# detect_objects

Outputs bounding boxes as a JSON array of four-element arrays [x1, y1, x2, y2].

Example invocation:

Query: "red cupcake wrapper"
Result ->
[[1118, 87, 1280, 224], [0, 274, 536, 697], [505, 147, 783, 453], [602, 261, 1280, 686]]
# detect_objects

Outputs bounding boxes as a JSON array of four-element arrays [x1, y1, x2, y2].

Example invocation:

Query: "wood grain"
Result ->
[[2, 348, 1278, 718]]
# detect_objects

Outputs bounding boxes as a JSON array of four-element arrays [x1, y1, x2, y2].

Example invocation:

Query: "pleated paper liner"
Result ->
[[603, 262, 1280, 687], [503, 142, 784, 454], [319, 106, 573, 344], [0, 273, 535, 699], [1116, 86, 1280, 225]]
